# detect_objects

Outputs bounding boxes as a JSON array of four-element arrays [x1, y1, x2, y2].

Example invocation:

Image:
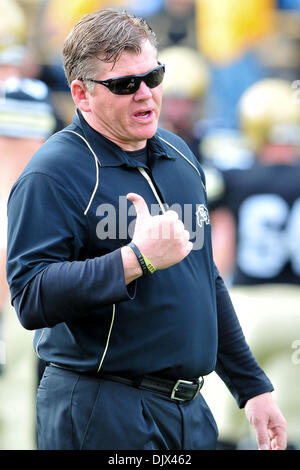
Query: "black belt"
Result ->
[[102, 374, 204, 402], [48, 363, 204, 403]]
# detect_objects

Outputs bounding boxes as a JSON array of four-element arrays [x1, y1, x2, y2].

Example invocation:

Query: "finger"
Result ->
[[185, 241, 193, 255], [254, 422, 270, 450], [164, 210, 179, 221], [174, 227, 190, 241], [183, 229, 191, 241], [172, 220, 185, 239], [269, 426, 287, 450], [127, 193, 151, 221]]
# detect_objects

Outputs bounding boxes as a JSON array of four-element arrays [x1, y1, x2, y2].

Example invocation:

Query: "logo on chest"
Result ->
[[196, 204, 210, 228]]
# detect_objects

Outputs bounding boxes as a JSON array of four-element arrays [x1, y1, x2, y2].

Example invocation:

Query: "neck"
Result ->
[[80, 110, 148, 151]]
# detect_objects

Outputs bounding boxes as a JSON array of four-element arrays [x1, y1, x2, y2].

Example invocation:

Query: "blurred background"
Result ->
[[0, 0, 300, 450]]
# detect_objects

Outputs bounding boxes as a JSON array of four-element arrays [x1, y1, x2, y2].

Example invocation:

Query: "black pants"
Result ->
[[36, 365, 218, 450]]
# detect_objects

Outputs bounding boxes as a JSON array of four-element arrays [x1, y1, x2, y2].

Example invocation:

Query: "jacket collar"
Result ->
[[72, 110, 174, 168]]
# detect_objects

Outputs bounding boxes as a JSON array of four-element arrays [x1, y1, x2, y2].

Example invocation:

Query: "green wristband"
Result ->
[[128, 242, 156, 275]]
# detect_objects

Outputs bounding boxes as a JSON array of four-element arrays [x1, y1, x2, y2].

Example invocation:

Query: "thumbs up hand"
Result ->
[[127, 193, 193, 271]]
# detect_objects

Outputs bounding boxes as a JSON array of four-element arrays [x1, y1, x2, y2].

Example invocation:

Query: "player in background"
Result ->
[[158, 45, 210, 163], [0, 74, 57, 449], [203, 78, 300, 449]]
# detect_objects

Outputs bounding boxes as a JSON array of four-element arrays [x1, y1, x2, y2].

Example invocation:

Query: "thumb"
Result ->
[[127, 193, 151, 222]]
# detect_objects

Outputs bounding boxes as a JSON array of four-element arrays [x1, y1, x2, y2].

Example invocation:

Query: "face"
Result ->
[[160, 96, 196, 136], [73, 40, 163, 151]]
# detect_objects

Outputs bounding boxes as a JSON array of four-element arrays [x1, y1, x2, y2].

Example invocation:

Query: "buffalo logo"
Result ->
[[196, 204, 210, 228]]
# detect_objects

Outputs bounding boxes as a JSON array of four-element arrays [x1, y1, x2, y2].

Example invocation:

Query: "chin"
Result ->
[[137, 123, 158, 141]]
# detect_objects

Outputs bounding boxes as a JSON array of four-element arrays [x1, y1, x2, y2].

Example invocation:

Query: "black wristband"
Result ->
[[128, 242, 149, 275]]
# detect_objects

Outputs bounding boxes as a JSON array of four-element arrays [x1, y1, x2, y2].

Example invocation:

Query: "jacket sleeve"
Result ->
[[214, 273, 273, 408], [7, 172, 135, 330]]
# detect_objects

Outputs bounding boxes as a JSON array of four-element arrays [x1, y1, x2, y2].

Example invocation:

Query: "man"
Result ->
[[6, 9, 286, 451]]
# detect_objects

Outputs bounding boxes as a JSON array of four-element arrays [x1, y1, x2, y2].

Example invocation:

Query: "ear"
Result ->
[[71, 80, 91, 112]]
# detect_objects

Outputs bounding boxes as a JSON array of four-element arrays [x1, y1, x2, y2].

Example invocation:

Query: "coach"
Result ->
[[6, 9, 286, 450]]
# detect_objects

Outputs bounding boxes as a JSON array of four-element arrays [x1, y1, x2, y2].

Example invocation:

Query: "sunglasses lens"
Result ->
[[144, 67, 165, 89], [109, 77, 139, 95], [108, 65, 165, 95]]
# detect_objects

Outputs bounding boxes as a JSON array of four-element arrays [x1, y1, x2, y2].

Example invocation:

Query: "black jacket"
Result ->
[[7, 111, 273, 407]]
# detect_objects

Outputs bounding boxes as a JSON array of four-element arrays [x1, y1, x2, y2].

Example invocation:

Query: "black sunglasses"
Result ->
[[84, 63, 165, 95]]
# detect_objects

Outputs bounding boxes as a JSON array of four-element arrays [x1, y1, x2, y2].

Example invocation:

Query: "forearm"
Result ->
[[215, 275, 273, 407], [14, 248, 137, 330]]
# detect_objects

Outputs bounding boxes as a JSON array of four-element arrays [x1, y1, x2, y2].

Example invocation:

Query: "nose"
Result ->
[[134, 80, 152, 100]]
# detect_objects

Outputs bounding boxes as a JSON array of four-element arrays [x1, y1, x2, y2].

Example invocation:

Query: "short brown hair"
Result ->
[[63, 8, 158, 90]]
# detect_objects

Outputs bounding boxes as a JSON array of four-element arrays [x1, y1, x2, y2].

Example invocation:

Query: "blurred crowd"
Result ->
[[1, 0, 300, 450]]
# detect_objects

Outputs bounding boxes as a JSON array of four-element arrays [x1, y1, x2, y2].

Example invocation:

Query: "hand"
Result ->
[[127, 193, 193, 270], [245, 392, 287, 450]]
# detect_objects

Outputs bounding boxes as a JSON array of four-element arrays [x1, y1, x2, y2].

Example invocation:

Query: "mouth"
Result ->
[[133, 109, 154, 121]]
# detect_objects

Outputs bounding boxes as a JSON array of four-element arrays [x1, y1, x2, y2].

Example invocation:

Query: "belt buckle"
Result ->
[[170, 377, 204, 402]]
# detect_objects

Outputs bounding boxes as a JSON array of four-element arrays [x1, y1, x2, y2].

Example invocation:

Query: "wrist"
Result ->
[[121, 245, 143, 284], [127, 241, 156, 276]]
